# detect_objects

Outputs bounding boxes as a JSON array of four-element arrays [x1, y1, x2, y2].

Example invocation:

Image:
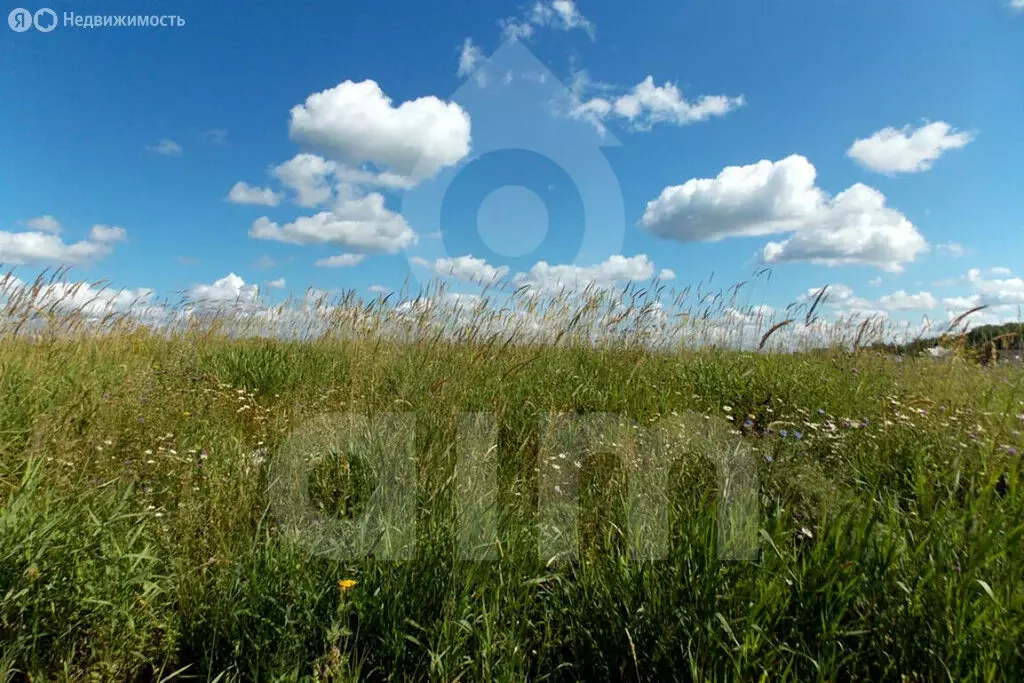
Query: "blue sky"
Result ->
[[2, 0, 1023, 330]]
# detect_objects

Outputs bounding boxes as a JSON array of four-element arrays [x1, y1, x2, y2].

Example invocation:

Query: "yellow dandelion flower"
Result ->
[[337, 579, 358, 593]]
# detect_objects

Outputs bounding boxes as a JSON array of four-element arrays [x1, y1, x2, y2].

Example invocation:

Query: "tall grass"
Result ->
[[1, 269, 1023, 681]]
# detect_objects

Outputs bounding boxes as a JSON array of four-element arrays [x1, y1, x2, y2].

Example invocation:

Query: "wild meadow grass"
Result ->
[[1, 270, 1023, 681]]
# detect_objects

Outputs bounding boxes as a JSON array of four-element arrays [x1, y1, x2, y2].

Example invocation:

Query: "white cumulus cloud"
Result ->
[[227, 181, 282, 206], [272, 154, 338, 208], [798, 284, 889, 319], [846, 121, 973, 174], [249, 190, 416, 253], [529, 0, 595, 39], [500, 19, 535, 41], [412, 255, 510, 283], [641, 155, 824, 241], [24, 215, 61, 233], [270, 155, 418, 211], [315, 253, 366, 268], [573, 76, 744, 132], [959, 268, 1024, 307], [942, 295, 981, 311], [878, 290, 937, 311], [288, 80, 471, 184], [933, 269, 1024, 324], [501, 0, 594, 40], [188, 273, 260, 306], [458, 38, 484, 78], [513, 254, 655, 293], [88, 225, 127, 243], [0, 222, 127, 266], [640, 155, 928, 272]]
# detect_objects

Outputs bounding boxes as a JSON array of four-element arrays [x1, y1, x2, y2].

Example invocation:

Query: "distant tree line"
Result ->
[[866, 322, 1024, 364]]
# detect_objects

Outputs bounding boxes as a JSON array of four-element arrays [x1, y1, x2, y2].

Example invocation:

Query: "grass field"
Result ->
[[1, 272, 1023, 681]]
